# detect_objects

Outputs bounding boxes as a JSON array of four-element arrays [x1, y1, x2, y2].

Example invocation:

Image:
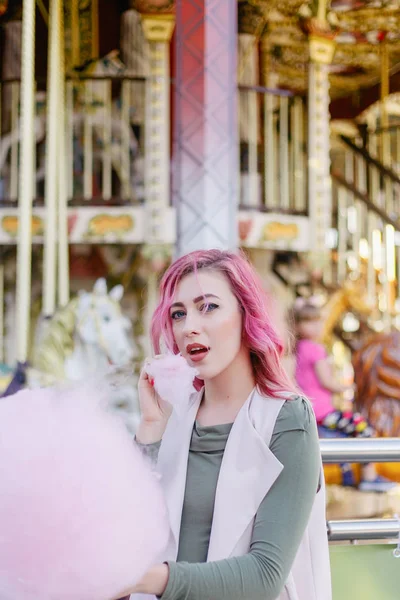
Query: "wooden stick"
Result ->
[[102, 80, 112, 200], [121, 79, 131, 200], [247, 89, 258, 207], [83, 80, 93, 200], [279, 96, 289, 209], [264, 94, 275, 209]]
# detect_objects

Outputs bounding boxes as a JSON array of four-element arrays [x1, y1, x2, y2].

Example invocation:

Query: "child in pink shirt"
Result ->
[[293, 298, 396, 493]]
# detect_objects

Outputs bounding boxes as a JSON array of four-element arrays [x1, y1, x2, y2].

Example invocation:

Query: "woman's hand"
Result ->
[[130, 563, 169, 596], [136, 360, 173, 444]]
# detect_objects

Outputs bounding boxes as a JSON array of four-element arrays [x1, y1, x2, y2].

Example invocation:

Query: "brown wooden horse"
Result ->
[[353, 331, 400, 437]]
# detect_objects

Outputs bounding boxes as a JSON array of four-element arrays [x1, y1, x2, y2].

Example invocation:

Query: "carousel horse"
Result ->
[[321, 281, 373, 346], [2, 279, 140, 432], [322, 323, 400, 485], [352, 331, 400, 483], [353, 331, 400, 438], [314, 283, 399, 486]]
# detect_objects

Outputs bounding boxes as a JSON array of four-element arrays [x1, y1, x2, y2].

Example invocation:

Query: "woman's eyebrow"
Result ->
[[170, 293, 220, 310]]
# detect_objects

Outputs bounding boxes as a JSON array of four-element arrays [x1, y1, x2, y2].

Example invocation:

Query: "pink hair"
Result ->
[[150, 249, 297, 398]]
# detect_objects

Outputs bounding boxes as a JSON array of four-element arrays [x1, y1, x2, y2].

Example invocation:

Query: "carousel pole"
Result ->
[[141, 13, 175, 244], [380, 39, 393, 330], [57, 1, 70, 307], [367, 113, 378, 307], [15, 0, 36, 363], [43, 0, 62, 316], [307, 14, 336, 278]]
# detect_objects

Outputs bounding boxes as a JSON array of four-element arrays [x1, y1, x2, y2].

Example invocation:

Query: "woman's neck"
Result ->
[[200, 349, 255, 423]]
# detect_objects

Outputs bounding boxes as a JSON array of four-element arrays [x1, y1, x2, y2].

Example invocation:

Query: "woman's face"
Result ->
[[170, 270, 245, 381]]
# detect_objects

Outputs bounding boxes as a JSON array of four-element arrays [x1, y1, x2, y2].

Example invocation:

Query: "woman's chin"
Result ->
[[195, 365, 223, 382], [194, 365, 211, 381]]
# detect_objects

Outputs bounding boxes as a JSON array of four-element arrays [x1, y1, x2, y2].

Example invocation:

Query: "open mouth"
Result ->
[[186, 343, 210, 362]]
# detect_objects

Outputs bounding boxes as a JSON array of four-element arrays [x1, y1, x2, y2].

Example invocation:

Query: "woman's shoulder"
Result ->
[[274, 394, 316, 435]]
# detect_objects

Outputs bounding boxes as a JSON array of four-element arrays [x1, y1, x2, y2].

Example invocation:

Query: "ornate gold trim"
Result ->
[[309, 34, 336, 65], [141, 13, 175, 43]]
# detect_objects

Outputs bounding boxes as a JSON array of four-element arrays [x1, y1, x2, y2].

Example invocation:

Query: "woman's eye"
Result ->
[[171, 310, 185, 320], [200, 303, 218, 313]]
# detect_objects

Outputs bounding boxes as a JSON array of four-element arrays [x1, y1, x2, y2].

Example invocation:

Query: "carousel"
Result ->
[[1, 0, 400, 520]]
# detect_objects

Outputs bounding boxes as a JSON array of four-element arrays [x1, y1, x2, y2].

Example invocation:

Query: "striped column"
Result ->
[[174, 0, 238, 254]]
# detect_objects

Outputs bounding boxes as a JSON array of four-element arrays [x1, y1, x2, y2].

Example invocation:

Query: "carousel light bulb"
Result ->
[[379, 292, 388, 312], [342, 312, 360, 333], [325, 228, 338, 249], [359, 238, 369, 260], [385, 225, 396, 282], [347, 253, 358, 271], [372, 229, 382, 270], [347, 206, 357, 234], [373, 319, 385, 332]]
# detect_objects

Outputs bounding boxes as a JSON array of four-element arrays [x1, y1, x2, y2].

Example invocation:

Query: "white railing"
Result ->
[[367, 123, 400, 178], [330, 138, 400, 327], [238, 85, 308, 214], [0, 75, 147, 205]]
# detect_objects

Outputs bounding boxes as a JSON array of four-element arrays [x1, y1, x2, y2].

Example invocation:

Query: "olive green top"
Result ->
[[140, 396, 322, 600]]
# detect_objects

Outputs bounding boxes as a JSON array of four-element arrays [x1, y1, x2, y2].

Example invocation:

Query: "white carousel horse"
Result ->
[[1, 279, 141, 432], [33, 278, 140, 431]]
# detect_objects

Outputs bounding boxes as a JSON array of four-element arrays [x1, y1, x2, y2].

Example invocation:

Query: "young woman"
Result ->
[[126, 249, 331, 600]]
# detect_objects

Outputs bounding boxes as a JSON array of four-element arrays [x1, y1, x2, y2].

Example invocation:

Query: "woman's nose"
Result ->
[[182, 311, 201, 335]]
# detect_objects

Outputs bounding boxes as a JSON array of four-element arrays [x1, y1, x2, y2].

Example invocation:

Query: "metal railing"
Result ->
[[321, 438, 400, 464], [328, 518, 400, 542], [322, 437, 400, 543]]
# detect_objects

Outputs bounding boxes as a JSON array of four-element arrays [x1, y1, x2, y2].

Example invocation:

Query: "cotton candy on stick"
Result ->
[[0, 384, 169, 600], [145, 353, 198, 415]]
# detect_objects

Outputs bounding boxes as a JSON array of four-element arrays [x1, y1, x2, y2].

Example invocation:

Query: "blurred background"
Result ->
[[1, 2, 400, 595]]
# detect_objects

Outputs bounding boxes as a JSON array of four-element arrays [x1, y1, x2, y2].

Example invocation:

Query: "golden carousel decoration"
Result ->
[[238, 0, 400, 100]]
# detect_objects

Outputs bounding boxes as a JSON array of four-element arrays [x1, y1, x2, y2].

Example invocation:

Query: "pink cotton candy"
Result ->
[[0, 383, 169, 600], [145, 354, 198, 414]]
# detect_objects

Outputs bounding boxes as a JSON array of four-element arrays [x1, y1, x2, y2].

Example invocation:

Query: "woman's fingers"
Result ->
[[140, 358, 156, 387]]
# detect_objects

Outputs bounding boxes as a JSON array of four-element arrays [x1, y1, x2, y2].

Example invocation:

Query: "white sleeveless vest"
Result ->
[[132, 388, 332, 600]]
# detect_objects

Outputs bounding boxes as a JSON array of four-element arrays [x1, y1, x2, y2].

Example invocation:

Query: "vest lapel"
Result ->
[[157, 390, 203, 560], [207, 389, 285, 562]]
